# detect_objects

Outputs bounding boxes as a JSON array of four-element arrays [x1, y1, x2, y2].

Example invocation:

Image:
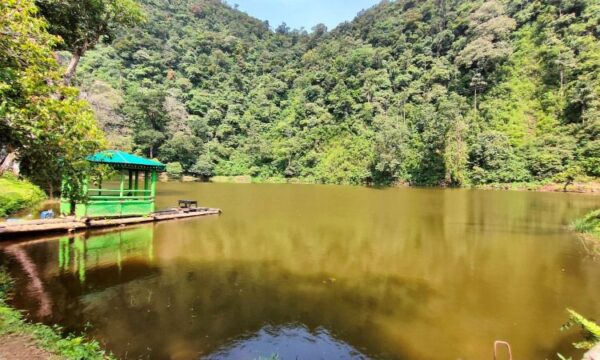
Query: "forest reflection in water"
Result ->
[[1, 184, 599, 359]]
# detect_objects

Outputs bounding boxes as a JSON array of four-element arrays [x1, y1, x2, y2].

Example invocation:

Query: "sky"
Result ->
[[231, 0, 382, 31]]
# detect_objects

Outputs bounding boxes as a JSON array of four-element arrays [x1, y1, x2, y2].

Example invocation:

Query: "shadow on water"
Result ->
[[1, 225, 434, 360], [75, 258, 433, 359]]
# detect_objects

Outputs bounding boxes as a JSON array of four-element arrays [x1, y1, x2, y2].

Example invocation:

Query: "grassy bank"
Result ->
[[0, 269, 113, 359], [0, 174, 46, 218], [205, 176, 600, 193], [475, 181, 600, 193], [574, 209, 600, 241], [209, 175, 315, 184]]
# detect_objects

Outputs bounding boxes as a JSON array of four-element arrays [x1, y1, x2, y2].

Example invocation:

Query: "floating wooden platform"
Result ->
[[0, 207, 221, 238]]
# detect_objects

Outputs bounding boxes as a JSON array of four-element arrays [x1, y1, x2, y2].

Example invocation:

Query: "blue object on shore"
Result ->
[[40, 210, 54, 219]]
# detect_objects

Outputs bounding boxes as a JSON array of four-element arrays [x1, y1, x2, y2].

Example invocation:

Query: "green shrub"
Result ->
[[166, 162, 183, 179], [469, 131, 531, 184], [0, 174, 46, 218], [313, 136, 374, 185], [573, 209, 600, 240], [209, 175, 252, 183], [213, 151, 256, 177]]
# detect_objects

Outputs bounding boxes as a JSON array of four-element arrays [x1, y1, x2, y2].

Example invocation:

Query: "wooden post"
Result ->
[[128, 170, 133, 194], [134, 170, 139, 192], [150, 171, 157, 212], [59, 237, 69, 270], [148, 232, 154, 262], [117, 232, 123, 272], [151, 171, 157, 197], [119, 171, 125, 198], [81, 175, 88, 205], [144, 171, 149, 197], [74, 236, 86, 283]]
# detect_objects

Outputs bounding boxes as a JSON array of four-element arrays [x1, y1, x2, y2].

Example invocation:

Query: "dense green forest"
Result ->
[[2, 0, 599, 189], [76, 0, 599, 186]]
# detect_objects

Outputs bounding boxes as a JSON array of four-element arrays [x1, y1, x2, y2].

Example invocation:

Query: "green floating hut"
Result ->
[[60, 150, 165, 219]]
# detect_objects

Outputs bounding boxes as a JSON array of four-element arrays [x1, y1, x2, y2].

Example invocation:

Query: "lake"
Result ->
[[1, 183, 599, 359]]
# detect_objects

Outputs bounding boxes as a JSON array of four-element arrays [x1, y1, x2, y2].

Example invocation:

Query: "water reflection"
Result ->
[[1, 184, 599, 359], [4, 246, 53, 318], [63, 259, 430, 359], [2, 226, 159, 328], [204, 325, 369, 360], [57, 227, 154, 283]]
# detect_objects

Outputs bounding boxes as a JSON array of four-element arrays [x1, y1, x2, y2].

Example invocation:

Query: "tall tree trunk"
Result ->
[[64, 45, 87, 85], [64, 51, 81, 85], [70, 199, 76, 216]]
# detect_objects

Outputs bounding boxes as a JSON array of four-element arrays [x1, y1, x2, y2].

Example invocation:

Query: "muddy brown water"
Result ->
[[1, 183, 599, 359]]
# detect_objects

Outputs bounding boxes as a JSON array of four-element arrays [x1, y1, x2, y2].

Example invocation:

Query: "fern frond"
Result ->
[[567, 309, 600, 339]]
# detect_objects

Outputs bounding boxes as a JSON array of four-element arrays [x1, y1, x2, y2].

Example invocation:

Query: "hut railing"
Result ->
[[86, 189, 153, 200]]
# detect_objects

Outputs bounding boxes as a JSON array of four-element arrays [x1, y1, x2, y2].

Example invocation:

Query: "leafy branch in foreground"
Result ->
[[561, 309, 600, 350], [1, 0, 105, 203]]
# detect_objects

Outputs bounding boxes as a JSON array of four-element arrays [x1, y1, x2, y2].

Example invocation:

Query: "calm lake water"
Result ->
[[1, 184, 599, 359]]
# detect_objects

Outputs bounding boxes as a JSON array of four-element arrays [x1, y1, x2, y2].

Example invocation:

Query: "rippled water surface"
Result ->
[[1, 184, 599, 359]]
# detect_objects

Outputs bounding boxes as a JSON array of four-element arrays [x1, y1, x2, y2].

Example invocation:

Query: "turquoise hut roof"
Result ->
[[86, 150, 166, 171]]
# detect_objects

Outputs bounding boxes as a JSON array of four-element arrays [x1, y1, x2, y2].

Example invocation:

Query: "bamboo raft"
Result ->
[[0, 207, 221, 238]]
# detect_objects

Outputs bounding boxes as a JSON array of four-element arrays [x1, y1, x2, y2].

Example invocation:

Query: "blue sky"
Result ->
[[230, 0, 382, 31]]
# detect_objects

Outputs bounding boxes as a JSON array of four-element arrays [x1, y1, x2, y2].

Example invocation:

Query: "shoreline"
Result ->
[[171, 175, 600, 195], [1, 177, 597, 224], [474, 181, 600, 194]]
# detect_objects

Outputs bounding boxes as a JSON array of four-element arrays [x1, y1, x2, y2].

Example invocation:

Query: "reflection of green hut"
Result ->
[[59, 227, 154, 283], [60, 150, 165, 218]]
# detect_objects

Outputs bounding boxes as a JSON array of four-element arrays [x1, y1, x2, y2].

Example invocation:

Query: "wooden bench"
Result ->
[[178, 200, 198, 209]]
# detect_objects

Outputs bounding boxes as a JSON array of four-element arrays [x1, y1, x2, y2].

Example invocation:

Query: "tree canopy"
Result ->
[[36, 0, 144, 83], [0, 0, 105, 198], [62, 0, 600, 186]]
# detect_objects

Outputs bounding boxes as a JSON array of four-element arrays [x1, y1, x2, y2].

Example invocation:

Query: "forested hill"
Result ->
[[78, 0, 599, 186]]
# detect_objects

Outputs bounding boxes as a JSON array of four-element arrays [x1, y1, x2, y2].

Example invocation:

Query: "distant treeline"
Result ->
[[70, 0, 600, 185]]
